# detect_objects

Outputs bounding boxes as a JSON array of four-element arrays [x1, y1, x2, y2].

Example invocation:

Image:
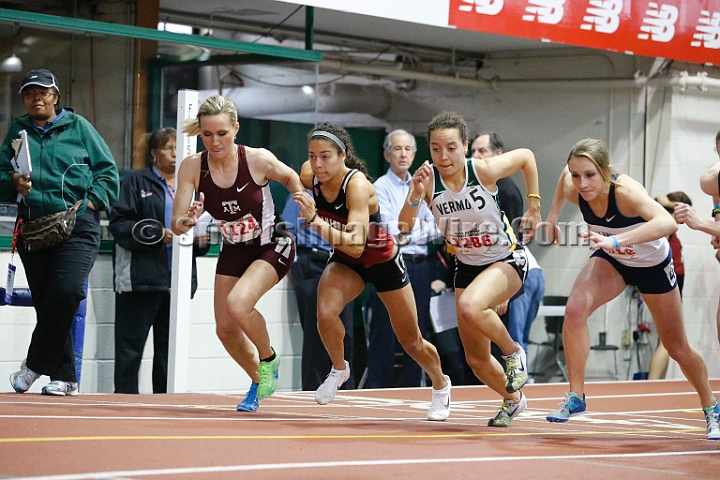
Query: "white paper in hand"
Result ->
[[429, 290, 458, 333], [12, 130, 32, 176], [11, 130, 32, 202]]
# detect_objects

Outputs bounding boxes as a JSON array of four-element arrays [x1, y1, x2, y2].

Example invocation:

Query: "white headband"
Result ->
[[311, 130, 346, 152]]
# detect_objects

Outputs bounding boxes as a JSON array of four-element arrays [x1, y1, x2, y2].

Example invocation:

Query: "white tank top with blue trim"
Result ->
[[429, 159, 517, 266], [579, 183, 669, 267]]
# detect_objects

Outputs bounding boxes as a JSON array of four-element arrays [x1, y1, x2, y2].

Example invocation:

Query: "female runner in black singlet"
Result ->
[[292, 123, 451, 421]]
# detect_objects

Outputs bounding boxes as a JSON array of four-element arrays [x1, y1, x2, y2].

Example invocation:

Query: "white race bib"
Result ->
[[218, 213, 261, 244]]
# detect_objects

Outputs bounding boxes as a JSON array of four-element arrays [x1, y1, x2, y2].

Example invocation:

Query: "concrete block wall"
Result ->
[[0, 253, 302, 395]]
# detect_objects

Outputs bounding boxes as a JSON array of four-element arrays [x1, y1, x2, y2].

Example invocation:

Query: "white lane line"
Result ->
[[0, 388, 705, 406], [17, 450, 720, 480], [0, 407, 706, 423]]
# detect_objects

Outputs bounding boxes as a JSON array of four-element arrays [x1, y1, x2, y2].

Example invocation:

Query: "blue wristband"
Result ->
[[407, 196, 420, 208], [610, 235, 620, 249]]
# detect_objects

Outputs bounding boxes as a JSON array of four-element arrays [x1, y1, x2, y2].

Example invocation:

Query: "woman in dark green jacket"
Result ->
[[1, 69, 119, 396]]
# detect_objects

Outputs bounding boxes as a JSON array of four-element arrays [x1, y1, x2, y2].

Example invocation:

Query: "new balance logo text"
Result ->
[[691, 10, 720, 49], [522, 0, 565, 25], [581, 0, 623, 34], [638, 3, 678, 42], [458, 0, 503, 16]]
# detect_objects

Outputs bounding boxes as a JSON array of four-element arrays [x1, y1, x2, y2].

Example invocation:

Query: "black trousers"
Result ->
[[19, 209, 100, 382], [291, 248, 354, 391], [114, 291, 170, 394], [366, 255, 433, 388]]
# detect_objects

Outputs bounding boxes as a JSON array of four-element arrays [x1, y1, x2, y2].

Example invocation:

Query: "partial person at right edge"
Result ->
[[2, 68, 119, 396], [110, 127, 209, 394], [673, 198, 720, 346]]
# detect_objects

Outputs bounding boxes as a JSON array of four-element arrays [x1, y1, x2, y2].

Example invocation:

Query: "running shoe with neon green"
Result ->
[[503, 343, 527, 393], [257, 354, 280, 399], [488, 391, 527, 427]]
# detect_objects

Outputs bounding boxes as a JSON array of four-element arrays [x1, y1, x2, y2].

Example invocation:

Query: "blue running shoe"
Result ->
[[704, 397, 720, 440], [237, 383, 259, 412], [547, 392, 586, 422]]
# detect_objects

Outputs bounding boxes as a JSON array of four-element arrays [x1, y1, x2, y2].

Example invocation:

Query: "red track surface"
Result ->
[[2, 380, 720, 479]]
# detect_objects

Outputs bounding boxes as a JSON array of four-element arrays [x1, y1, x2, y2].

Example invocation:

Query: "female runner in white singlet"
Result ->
[[399, 111, 541, 427]]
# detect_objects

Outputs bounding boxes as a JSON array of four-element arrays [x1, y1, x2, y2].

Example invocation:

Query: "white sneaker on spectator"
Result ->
[[315, 361, 350, 405], [10, 359, 39, 393], [42, 380, 79, 396], [427, 375, 451, 421]]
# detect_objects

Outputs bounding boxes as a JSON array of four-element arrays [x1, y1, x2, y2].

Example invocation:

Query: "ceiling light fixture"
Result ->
[[0, 53, 23, 73]]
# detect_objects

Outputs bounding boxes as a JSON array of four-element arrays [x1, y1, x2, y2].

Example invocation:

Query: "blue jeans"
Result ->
[[508, 268, 545, 353]]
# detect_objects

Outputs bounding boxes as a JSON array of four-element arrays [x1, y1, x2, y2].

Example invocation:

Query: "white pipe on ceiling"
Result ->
[[210, 83, 392, 117], [205, 70, 720, 119], [320, 59, 720, 93]]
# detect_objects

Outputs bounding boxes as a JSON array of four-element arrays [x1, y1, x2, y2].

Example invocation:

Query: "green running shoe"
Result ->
[[257, 354, 280, 399]]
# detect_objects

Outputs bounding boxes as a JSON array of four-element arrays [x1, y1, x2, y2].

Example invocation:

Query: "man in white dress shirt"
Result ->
[[365, 129, 441, 387]]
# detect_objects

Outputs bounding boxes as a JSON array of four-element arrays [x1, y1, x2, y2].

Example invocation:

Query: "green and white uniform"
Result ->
[[429, 159, 518, 266]]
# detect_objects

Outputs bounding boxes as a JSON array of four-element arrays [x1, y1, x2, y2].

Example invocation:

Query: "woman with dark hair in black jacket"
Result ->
[[110, 127, 208, 394]]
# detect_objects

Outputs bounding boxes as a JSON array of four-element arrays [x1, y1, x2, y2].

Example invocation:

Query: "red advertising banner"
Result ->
[[449, 0, 720, 66]]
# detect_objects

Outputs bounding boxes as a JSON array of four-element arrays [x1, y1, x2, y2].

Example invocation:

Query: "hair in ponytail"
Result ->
[[308, 122, 372, 181]]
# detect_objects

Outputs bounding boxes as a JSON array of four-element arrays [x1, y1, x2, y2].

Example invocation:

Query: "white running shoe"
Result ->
[[10, 359, 39, 393], [315, 360, 350, 405], [427, 375, 451, 421], [41, 380, 79, 396], [705, 398, 720, 441]]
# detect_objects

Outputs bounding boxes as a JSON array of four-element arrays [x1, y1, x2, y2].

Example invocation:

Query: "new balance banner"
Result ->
[[449, 0, 720, 66]]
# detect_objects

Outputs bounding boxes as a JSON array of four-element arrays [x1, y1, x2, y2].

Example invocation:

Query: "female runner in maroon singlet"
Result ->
[[292, 123, 451, 421], [172, 95, 304, 412]]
